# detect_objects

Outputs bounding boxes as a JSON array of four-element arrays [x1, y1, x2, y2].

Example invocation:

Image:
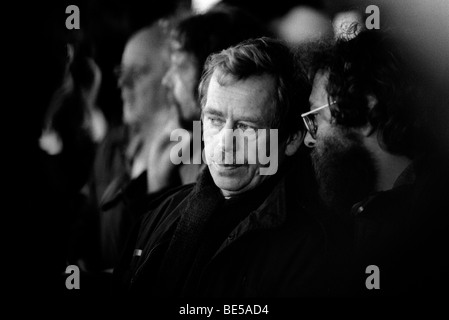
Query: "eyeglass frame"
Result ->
[[301, 101, 336, 139]]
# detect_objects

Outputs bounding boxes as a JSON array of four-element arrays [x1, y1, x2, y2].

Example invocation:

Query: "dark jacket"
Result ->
[[80, 125, 204, 271], [113, 157, 351, 297], [350, 153, 449, 296]]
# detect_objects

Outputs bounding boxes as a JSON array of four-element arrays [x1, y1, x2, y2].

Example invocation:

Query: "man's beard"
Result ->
[[311, 127, 378, 215]]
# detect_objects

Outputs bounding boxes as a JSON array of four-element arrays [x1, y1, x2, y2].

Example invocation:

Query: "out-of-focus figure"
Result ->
[[332, 10, 363, 39], [272, 5, 334, 45], [25, 16, 108, 293], [221, 0, 333, 46], [115, 21, 175, 186], [162, 4, 270, 124], [84, 21, 173, 273], [39, 33, 107, 194]]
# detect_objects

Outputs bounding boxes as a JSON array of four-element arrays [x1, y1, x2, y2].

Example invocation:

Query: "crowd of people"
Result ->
[[28, 0, 448, 298]]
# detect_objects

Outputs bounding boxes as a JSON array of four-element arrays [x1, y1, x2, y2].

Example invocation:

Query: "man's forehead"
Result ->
[[211, 71, 276, 94], [123, 37, 165, 66], [206, 72, 276, 124]]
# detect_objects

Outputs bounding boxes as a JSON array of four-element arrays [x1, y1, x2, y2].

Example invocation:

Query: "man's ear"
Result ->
[[360, 95, 377, 137], [285, 130, 304, 156]]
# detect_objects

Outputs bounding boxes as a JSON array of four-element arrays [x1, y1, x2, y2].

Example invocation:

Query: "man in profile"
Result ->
[[114, 38, 336, 297], [85, 21, 173, 273], [302, 27, 449, 295]]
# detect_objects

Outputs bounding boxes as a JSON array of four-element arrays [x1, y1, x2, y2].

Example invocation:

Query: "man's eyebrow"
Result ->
[[202, 107, 266, 126], [202, 107, 224, 117], [237, 115, 265, 126]]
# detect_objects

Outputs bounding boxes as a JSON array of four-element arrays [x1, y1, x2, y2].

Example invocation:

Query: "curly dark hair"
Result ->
[[199, 37, 311, 142], [302, 25, 423, 157]]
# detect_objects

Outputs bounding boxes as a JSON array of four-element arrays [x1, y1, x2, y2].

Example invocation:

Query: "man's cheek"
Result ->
[[202, 127, 216, 144]]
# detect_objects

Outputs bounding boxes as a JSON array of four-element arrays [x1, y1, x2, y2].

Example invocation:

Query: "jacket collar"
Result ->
[[211, 166, 290, 257], [195, 164, 290, 228], [352, 160, 417, 217]]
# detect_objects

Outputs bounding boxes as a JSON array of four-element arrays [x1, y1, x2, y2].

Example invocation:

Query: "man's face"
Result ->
[[305, 71, 377, 212], [162, 41, 200, 122], [202, 72, 284, 198], [119, 35, 169, 126]]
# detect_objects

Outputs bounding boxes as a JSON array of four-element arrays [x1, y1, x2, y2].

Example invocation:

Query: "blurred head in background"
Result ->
[[272, 5, 334, 45], [162, 4, 270, 124], [117, 21, 170, 129]]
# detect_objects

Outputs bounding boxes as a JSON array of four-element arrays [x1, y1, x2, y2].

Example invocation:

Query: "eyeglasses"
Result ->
[[301, 101, 336, 139]]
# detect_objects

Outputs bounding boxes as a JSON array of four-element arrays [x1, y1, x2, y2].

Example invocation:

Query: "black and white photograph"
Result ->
[[15, 0, 449, 314]]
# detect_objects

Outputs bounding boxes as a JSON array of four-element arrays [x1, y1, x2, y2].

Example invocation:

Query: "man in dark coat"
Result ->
[[83, 6, 271, 273], [302, 28, 449, 296], [113, 38, 349, 297]]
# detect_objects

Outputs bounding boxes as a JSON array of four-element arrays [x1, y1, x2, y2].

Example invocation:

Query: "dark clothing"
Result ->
[[77, 125, 132, 270], [82, 125, 203, 271], [350, 154, 449, 296], [113, 157, 349, 297]]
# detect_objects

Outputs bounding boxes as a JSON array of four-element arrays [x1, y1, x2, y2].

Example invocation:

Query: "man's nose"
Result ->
[[121, 88, 132, 103], [220, 126, 237, 153], [304, 131, 316, 148]]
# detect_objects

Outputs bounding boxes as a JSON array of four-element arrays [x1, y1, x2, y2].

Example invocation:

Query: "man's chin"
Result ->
[[209, 164, 252, 195]]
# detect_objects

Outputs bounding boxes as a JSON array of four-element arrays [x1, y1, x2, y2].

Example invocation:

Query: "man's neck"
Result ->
[[366, 137, 412, 191], [376, 153, 412, 191]]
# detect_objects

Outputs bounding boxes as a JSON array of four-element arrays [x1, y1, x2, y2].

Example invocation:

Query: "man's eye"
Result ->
[[207, 116, 224, 126], [135, 67, 151, 78], [122, 68, 150, 83], [237, 123, 252, 131]]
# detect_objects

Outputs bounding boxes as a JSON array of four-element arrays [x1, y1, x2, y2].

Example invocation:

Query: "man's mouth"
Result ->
[[212, 161, 244, 170]]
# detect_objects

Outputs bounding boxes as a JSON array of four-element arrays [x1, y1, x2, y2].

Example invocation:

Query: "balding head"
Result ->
[[119, 21, 170, 126], [126, 22, 169, 57]]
